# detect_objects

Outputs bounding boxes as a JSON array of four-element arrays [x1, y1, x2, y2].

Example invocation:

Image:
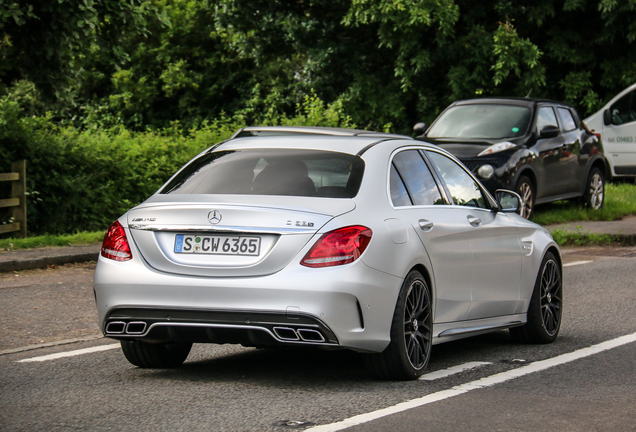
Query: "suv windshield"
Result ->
[[427, 104, 531, 140], [161, 149, 364, 198]]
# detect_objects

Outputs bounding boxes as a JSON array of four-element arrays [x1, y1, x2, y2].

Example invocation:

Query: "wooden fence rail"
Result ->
[[0, 160, 27, 238]]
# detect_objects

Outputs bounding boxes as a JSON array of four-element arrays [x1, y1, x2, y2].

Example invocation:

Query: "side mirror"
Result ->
[[496, 189, 522, 214], [413, 122, 427, 139], [540, 125, 560, 138], [603, 109, 612, 126]]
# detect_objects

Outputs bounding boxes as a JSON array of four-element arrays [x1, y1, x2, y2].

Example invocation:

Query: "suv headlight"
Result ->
[[477, 141, 516, 157]]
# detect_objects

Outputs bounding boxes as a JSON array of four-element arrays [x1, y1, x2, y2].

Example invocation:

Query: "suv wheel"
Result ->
[[583, 167, 604, 210], [516, 176, 534, 219]]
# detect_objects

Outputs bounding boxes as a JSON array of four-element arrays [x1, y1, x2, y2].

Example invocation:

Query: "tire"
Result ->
[[582, 167, 604, 210], [515, 175, 534, 219], [120, 340, 192, 368], [510, 252, 562, 344], [365, 271, 432, 380]]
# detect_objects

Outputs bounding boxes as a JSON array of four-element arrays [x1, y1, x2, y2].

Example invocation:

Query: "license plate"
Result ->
[[174, 234, 261, 256]]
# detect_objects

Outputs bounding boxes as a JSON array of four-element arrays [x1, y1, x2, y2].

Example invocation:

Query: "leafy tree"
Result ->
[[0, 1, 163, 101]]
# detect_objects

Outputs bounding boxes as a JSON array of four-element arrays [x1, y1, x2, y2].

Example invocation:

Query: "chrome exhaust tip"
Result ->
[[125, 321, 147, 334], [105, 321, 126, 334], [297, 329, 325, 342], [273, 327, 299, 341]]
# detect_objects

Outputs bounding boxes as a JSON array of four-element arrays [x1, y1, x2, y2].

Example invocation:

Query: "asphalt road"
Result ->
[[1, 246, 635, 431]]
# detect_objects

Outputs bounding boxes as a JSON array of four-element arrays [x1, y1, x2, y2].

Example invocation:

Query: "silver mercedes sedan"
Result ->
[[94, 126, 563, 380]]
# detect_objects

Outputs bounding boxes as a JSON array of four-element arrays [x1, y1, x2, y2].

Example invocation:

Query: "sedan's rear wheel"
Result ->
[[365, 271, 432, 380], [515, 175, 534, 219], [120, 340, 192, 368], [510, 252, 562, 344]]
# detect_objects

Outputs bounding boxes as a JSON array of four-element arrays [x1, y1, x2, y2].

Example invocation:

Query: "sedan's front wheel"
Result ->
[[120, 340, 192, 368], [510, 251, 562, 344], [365, 271, 432, 380]]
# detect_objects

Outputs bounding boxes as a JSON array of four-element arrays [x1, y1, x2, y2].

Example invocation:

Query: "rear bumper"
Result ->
[[94, 254, 402, 353], [103, 307, 339, 347]]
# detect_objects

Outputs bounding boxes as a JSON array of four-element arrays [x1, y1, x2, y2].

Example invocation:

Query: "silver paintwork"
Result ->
[[94, 131, 561, 354]]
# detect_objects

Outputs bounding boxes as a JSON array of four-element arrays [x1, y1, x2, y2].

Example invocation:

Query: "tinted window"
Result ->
[[161, 149, 364, 198], [558, 108, 577, 131], [609, 91, 635, 125], [427, 104, 530, 139], [391, 150, 444, 206], [426, 151, 487, 208], [390, 164, 411, 206], [536, 106, 559, 131]]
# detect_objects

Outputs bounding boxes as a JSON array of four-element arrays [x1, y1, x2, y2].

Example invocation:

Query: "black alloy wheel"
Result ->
[[120, 340, 193, 368], [365, 271, 432, 380], [510, 252, 562, 343], [516, 175, 534, 219]]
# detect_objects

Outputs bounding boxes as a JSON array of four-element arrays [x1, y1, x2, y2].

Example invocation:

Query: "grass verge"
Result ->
[[0, 231, 104, 251], [549, 227, 620, 247], [532, 182, 636, 226]]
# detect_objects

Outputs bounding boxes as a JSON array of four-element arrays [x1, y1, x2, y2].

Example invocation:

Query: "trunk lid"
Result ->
[[126, 195, 355, 277]]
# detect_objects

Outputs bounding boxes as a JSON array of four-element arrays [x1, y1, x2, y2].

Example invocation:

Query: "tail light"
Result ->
[[101, 221, 132, 261], [301, 226, 372, 268]]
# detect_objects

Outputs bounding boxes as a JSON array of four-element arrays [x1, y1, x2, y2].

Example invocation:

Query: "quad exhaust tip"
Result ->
[[105, 321, 147, 335], [106, 321, 326, 343], [273, 327, 325, 343]]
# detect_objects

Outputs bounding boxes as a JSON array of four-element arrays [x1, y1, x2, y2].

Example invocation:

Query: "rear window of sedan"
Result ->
[[428, 104, 531, 139], [160, 149, 365, 198]]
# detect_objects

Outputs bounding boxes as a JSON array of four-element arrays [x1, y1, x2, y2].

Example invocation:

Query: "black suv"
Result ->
[[415, 97, 607, 218]]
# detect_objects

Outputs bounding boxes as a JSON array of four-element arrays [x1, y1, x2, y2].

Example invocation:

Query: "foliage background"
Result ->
[[2, 0, 636, 235]]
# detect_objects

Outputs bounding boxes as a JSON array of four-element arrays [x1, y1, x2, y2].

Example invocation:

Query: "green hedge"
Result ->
[[0, 93, 355, 236]]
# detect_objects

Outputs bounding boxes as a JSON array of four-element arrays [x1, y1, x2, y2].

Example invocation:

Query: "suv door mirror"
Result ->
[[603, 109, 612, 126], [496, 189, 522, 214], [413, 122, 427, 138], [540, 125, 560, 138]]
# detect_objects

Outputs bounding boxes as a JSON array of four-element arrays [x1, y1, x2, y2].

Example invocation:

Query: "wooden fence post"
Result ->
[[0, 160, 27, 238], [12, 160, 27, 238]]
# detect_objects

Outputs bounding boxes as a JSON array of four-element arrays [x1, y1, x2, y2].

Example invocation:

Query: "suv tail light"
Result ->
[[301, 226, 372, 268], [101, 221, 132, 261]]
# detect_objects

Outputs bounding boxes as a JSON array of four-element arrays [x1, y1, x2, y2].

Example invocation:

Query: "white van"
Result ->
[[585, 83, 636, 178]]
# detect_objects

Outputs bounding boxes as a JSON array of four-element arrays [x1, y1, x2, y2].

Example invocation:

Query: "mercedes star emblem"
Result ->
[[207, 210, 222, 224]]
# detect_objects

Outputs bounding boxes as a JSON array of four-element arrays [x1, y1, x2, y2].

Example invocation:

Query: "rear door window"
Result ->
[[390, 150, 444, 206]]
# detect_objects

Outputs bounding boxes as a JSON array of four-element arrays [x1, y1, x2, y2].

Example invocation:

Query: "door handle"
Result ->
[[419, 219, 434, 232], [467, 216, 481, 227]]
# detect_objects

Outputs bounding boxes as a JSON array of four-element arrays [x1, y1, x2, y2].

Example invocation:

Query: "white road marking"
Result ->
[[17, 343, 120, 363], [564, 260, 594, 267], [0, 334, 105, 356], [418, 362, 491, 381], [306, 332, 636, 432]]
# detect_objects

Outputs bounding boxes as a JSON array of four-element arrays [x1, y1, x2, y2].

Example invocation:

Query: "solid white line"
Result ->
[[17, 343, 120, 363], [564, 260, 593, 267], [0, 334, 105, 356], [418, 362, 491, 381], [306, 332, 636, 432]]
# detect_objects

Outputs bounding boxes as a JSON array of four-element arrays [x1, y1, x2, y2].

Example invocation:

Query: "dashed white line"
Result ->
[[564, 260, 594, 267], [306, 332, 636, 432], [418, 361, 491, 381], [17, 343, 119, 363]]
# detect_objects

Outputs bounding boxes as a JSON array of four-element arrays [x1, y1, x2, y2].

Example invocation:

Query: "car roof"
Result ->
[[452, 97, 576, 109], [232, 126, 411, 140], [212, 126, 415, 155]]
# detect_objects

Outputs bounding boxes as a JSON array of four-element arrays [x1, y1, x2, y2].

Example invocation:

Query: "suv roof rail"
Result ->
[[231, 126, 412, 140]]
